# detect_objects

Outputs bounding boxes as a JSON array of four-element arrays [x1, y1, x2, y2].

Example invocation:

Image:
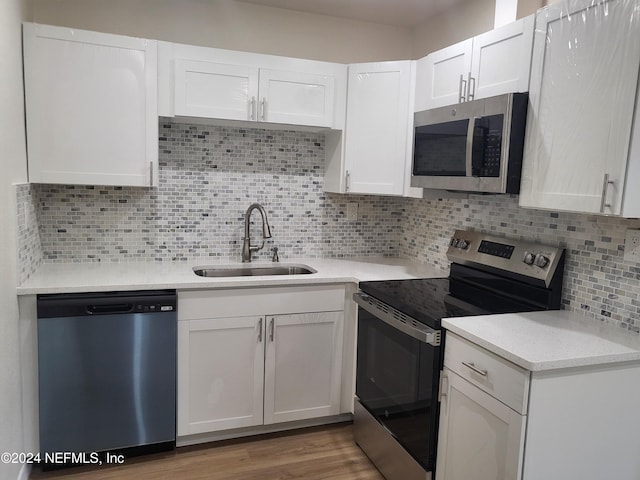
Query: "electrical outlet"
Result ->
[[347, 202, 358, 221], [624, 229, 640, 262]]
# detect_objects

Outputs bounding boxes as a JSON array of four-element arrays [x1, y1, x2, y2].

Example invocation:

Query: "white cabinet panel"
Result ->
[[471, 15, 534, 100], [23, 23, 157, 187], [520, 0, 640, 215], [177, 316, 264, 436], [174, 60, 258, 120], [436, 369, 525, 480], [160, 42, 345, 129], [177, 286, 346, 441], [264, 312, 343, 424], [421, 39, 473, 109], [439, 331, 640, 480], [342, 61, 415, 196], [417, 17, 533, 110], [259, 69, 334, 127]]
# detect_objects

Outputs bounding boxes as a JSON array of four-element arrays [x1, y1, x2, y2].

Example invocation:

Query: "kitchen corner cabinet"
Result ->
[[23, 23, 158, 187], [158, 42, 346, 129], [324, 61, 421, 197], [177, 286, 345, 439], [437, 333, 640, 480], [415, 15, 533, 111], [519, 0, 640, 216]]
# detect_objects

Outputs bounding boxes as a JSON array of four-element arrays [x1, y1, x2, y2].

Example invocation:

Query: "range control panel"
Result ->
[[447, 230, 564, 287]]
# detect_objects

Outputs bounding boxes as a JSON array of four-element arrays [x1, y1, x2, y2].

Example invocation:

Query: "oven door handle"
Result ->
[[354, 292, 441, 347]]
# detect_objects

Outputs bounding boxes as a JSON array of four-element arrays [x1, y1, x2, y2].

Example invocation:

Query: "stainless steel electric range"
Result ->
[[353, 230, 565, 480]]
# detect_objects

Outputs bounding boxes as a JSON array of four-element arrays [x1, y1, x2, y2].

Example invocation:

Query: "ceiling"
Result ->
[[235, 0, 467, 28]]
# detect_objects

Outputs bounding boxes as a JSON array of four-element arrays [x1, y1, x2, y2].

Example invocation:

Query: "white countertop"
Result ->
[[17, 256, 444, 295], [443, 310, 640, 371]]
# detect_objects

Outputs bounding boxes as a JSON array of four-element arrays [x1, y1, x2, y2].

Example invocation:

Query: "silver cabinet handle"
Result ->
[[250, 96, 256, 121], [149, 161, 154, 187], [600, 173, 615, 213], [467, 73, 476, 101], [257, 317, 263, 342], [439, 371, 449, 403], [462, 361, 487, 377], [260, 98, 266, 121], [345, 170, 351, 192], [459, 74, 467, 103], [269, 317, 275, 342]]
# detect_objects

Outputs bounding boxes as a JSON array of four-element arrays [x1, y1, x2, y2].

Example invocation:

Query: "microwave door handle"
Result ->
[[465, 118, 476, 176]]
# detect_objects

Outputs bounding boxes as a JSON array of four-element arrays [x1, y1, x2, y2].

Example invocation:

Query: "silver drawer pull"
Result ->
[[462, 361, 487, 377]]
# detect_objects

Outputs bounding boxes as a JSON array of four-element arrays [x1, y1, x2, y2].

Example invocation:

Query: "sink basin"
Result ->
[[193, 263, 317, 278]]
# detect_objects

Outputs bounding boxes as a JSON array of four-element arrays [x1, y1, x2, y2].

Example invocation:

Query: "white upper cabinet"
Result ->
[[160, 42, 345, 129], [324, 61, 421, 197], [519, 0, 640, 216], [417, 39, 473, 110], [470, 16, 534, 100], [258, 69, 335, 127], [23, 23, 158, 187], [416, 15, 534, 111], [174, 60, 259, 120]]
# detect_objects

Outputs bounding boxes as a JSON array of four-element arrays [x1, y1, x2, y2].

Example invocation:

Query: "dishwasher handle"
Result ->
[[87, 303, 134, 315], [37, 290, 177, 319]]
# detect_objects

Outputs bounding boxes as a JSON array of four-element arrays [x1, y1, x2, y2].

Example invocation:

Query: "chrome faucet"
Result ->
[[242, 203, 272, 262]]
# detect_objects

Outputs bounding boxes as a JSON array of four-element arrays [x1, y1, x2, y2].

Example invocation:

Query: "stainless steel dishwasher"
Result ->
[[37, 290, 177, 459]]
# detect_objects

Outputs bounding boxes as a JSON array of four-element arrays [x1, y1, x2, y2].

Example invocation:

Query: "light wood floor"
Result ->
[[30, 423, 385, 480]]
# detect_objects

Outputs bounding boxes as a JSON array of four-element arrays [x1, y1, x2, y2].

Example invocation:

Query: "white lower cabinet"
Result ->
[[438, 332, 640, 480], [436, 333, 527, 480], [264, 312, 343, 424], [436, 368, 525, 480], [178, 316, 265, 434], [177, 285, 345, 440]]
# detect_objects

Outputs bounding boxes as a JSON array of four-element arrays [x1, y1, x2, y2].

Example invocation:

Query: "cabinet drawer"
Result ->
[[179, 285, 345, 320], [444, 333, 529, 414]]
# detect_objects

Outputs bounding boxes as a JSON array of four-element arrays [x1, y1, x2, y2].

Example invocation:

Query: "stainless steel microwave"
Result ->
[[411, 92, 528, 193]]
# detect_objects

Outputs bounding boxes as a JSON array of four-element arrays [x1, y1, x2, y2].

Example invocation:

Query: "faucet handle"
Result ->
[[272, 247, 279, 263]]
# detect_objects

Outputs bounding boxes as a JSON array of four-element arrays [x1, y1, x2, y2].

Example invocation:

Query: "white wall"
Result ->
[[411, 0, 544, 59], [0, 0, 31, 478], [32, 0, 414, 63]]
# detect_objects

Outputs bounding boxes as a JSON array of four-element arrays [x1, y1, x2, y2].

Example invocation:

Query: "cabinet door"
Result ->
[[263, 311, 343, 424], [470, 15, 534, 100], [435, 369, 525, 480], [343, 61, 412, 195], [520, 0, 640, 214], [177, 316, 265, 436], [174, 60, 259, 120], [258, 69, 335, 127], [23, 23, 158, 187], [420, 39, 473, 109]]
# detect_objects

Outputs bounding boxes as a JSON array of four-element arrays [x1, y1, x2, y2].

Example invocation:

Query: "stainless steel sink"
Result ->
[[193, 263, 317, 277]]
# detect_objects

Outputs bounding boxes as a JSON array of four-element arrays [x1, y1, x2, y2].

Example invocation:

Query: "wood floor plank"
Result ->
[[29, 423, 385, 480]]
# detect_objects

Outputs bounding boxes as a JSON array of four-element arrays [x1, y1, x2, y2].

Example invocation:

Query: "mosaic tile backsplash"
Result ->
[[398, 195, 640, 331], [16, 121, 640, 332], [16, 184, 42, 284], [31, 124, 403, 264]]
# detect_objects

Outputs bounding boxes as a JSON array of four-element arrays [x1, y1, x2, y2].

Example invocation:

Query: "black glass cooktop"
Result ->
[[359, 276, 545, 330]]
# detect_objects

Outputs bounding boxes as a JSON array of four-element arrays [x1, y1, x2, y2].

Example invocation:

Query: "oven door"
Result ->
[[354, 293, 442, 471]]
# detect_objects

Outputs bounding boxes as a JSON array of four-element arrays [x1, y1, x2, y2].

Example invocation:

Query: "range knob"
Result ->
[[458, 239, 470, 250], [450, 238, 459, 247], [535, 255, 550, 269], [523, 251, 535, 265]]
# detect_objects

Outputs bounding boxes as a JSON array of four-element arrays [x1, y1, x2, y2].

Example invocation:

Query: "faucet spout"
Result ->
[[242, 203, 272, 262]]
